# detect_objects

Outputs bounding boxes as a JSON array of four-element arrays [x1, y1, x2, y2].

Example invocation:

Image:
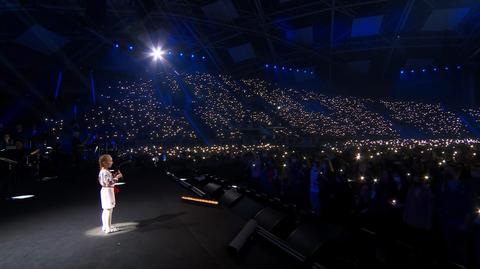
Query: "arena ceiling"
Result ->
[[0, 0, 479, 78]]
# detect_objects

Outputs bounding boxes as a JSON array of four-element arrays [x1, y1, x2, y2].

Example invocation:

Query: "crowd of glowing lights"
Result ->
[[83, 78, 196, 145], [118, 138, 480, 164], [183, 73, 246, 139], [382, 101, 468, 137], [464, 108, 480, 124], [41, 72, 480, 157]]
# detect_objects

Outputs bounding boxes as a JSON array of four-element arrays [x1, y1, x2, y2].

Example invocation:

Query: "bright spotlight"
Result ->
[[150, 47, 165, 61]]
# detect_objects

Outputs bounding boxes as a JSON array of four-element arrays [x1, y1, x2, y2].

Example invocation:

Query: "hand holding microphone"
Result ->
[[114, 170, 123, 180]]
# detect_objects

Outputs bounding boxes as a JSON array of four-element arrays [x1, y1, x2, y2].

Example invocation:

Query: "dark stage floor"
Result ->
[[0, 167, 298, 269]]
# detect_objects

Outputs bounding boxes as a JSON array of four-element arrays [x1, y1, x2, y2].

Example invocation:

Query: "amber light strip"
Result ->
[[181, 196, 219, 205]]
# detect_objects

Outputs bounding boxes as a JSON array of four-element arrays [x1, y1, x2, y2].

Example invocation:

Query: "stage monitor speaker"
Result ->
[[220, 189, 243, 207], [193, 175, 209, 186], [286, 223, 329, 259], [203, 182, 223, 198], [227, 219, 258, 254], [254, 207, 288, 234], [231, 196, 265, 220]]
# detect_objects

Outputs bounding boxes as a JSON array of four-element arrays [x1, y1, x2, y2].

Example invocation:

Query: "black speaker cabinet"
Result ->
[[203, 182, 223, 198], [220, 189, 243, 207]]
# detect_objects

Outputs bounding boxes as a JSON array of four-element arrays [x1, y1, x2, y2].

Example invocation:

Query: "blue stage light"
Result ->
[[400, 70, 405, 74], [289, 68, 292, 71], [422, 69, 426, 73], [128, 45, 134, 51], [202, 56, 206, 60], [273, 65, 277, 69], [410, 69, 415, 73], [114, 43, 119, 48], [168, 51, 172, 55], [296, 69, 299, 72], [433, 67, 438, 71], [310, 71, 314, 75], [191, 54, 195, 58], [445, 66, 449, 70], [303, 70, 307, 73], [180, 52, 184, 56], [281, 66, 285, 70], [265, 64, 269, 68], [456, 65, 461, 69]]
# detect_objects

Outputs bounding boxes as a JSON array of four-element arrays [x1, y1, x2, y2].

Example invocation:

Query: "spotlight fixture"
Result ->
[[150, 47, 165, 61]]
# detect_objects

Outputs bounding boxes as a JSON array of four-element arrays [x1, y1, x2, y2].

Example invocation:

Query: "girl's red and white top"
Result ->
[[98, 169, 116, 187]]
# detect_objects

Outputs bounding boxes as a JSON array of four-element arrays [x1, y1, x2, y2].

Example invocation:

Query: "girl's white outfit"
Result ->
[[99, 169, 117, 209]]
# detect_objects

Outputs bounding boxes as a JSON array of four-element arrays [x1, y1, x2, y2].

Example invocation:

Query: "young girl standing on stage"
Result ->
[[98, 154, 123, 234]]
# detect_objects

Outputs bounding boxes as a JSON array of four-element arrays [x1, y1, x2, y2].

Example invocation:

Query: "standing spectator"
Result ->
[[438, 166, 472, 265], [309, 160, 320, 214], [404, 175, 433, 230]]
